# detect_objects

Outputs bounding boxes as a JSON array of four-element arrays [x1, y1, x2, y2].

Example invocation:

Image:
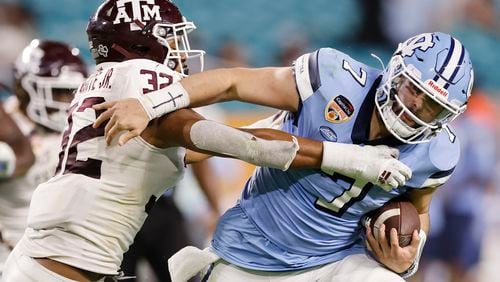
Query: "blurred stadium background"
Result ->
[[0, 0, 499, 281]]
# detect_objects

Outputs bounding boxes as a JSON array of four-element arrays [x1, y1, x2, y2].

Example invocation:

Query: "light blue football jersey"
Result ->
[[211, 48, 460, 271]]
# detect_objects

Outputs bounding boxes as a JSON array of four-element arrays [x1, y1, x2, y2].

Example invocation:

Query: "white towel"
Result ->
[[168, 246, 220, 282]]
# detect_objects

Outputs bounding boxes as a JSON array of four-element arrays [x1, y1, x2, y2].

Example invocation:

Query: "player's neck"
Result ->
[[369, 109, 390, 141]]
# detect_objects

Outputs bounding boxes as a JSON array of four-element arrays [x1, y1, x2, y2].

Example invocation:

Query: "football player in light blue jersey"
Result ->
[[95, 32, 474, 281]]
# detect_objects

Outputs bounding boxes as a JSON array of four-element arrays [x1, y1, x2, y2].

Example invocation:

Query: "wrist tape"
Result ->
[[400, 229, 427, 278], [138, 82, 190, 121]]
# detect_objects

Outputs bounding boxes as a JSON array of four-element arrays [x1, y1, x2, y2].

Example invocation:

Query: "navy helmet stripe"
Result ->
[[435, 37, 465, 89], [441, 38, 464, 82], [446, 46, 465, 86], [438, 38, 455, 77]]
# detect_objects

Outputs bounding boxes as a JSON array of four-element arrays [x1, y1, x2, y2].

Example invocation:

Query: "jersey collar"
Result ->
[[95, 62, 118, 72], [351, 76, 404, 146]]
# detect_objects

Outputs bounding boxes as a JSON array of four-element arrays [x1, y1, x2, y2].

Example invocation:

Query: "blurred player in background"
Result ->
[[0, 87, 35, 274], [0, 87, 34, 179], [0, 1, 400, 281], [419, 90, 497, 282], [99, 32, 474, 281], [0, 39, 87, 274]]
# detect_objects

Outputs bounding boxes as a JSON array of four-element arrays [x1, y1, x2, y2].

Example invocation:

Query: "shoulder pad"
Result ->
[[420, 130, 460, 188], [294, 48, 381, 103], [294, 49, 320, 102], [429, 129, 460, 171]]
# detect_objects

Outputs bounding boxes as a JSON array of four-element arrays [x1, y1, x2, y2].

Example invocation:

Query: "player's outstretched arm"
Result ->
[[143, 109, 321, 170], [93, 67, 299, 146], [0, 104, 35, 178], [182, 67, 300, 112], [143, 109, 411, 189]]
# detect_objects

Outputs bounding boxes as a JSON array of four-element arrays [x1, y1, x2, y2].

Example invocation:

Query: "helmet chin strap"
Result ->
[[384, 89, 417, 138], [382, 104, 416, 138]]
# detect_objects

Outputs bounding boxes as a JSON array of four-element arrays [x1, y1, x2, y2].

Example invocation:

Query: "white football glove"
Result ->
[[321, 142, 412, 191]]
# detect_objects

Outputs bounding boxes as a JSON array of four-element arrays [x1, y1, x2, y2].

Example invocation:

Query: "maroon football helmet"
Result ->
[[87, 0, 204, 75], [13, 39, 87, 132]]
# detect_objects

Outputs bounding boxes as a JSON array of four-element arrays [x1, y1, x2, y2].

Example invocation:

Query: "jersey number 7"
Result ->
[[315, 173, 373, 217]]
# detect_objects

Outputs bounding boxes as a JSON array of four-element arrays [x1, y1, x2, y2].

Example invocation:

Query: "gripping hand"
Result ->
[[321, 142, 412, 190]]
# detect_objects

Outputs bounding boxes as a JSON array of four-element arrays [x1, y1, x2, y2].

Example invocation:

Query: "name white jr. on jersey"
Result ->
[[19, 59, 186, 275]]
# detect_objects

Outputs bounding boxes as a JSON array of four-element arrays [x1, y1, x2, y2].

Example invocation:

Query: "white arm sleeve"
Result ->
[[190, 120, 299, 171]]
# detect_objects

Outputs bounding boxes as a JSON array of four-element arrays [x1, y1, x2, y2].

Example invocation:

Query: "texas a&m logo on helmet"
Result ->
[[113, 0, 162, 31], [87, 0, 204, 75]]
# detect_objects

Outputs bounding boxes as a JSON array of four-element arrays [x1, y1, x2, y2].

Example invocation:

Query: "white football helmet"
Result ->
[[375, 32, 474, 143]]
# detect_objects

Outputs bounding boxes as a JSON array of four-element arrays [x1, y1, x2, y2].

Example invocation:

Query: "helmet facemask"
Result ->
[[152, 18, 205, 76], [375, 56, 465, 144], [20, 70, 84, 132]]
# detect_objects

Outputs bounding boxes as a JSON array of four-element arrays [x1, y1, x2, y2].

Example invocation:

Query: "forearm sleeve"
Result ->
[[190, 120, 299, 170]]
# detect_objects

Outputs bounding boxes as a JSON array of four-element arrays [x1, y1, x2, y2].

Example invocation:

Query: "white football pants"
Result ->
[[204, 253, 404, 282]]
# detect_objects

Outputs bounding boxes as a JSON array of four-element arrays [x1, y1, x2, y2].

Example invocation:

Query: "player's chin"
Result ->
[[400, 113, 417, 128]]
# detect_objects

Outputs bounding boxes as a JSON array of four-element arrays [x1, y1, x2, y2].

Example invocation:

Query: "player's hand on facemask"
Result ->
[[365, 223, 420, 274], [321, 143, 412, 190], [93, 98, 149, 146]]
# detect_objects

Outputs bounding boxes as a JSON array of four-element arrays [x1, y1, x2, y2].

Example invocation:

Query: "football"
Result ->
[[365, 199, 420, 247]]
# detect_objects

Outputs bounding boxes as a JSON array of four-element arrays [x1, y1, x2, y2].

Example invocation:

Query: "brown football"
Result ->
[[366, 200, 420, 247]]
